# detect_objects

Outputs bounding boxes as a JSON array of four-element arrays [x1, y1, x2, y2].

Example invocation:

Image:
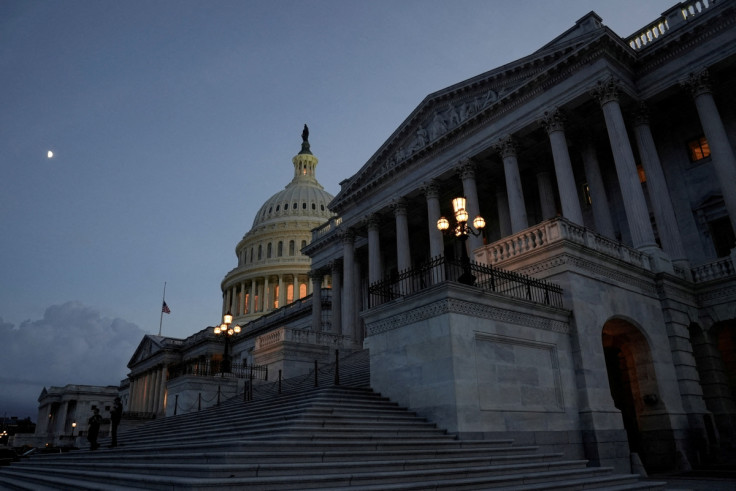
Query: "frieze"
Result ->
[[366, 297, 570, 336]]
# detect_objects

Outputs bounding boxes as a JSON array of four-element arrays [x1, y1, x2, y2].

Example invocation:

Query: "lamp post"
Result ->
[[437, 196, 486, 285], [213, 311, 240, 373], [71, 421, 76, 439]]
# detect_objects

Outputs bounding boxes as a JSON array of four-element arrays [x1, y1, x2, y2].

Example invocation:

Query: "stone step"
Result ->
[[1, 464, 656, 490], [0, 359, 660, 490], [22, 447, 556, 466], [8, 457, 589, 479], [31, 439, 524, 461]]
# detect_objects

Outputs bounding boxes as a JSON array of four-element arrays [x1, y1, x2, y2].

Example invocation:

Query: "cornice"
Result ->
[[365, 297, 570, 337], [516, 251, 658, 297]]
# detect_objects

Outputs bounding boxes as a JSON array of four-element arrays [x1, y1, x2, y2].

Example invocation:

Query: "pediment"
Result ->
[[330, 13, 625, 213], [128, 335, 164, 368]]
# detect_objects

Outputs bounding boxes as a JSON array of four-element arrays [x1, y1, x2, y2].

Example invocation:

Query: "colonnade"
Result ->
[[310, 70, 736, 341], [128, 365, 167, 415], [222, 273, 316, 316]]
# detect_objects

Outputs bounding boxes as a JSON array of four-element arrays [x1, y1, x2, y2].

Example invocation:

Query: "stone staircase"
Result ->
[[0, 352, 664, 490]]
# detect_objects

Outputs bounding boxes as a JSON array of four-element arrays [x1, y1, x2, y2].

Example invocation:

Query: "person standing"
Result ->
[[110, 397, 122, 448], [87, 408, 102, 451]]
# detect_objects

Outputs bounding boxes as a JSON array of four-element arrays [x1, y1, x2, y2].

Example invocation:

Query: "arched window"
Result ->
[[276, 205, 280, 211], [300, 240, 307, 253], [257, 245, 262, 260], [302, 202, 307, 209], [250, 248, 253, 262], [321, 204, 325, 211], [289, 240, 295, 256], [312, 203, 316, 210], [267, 243, 272, 259], [284, 203, 289, 210], [277, 241, 283, 257]]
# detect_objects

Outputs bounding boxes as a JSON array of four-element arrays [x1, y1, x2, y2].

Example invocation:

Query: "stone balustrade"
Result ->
[[256, 325, 349, 349], [478, 217, 652, 271], [691, 256, 736, 283], [626, 0, 714, 50]]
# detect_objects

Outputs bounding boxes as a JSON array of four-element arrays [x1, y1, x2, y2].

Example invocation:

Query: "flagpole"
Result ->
[[159, 282, 167, 336]]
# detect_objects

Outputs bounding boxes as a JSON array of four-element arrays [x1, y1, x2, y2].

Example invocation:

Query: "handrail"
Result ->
[[368, 255, 564, 309]]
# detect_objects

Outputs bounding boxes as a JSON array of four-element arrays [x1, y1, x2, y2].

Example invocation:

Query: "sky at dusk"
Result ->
[[1, 0, 678, 419]]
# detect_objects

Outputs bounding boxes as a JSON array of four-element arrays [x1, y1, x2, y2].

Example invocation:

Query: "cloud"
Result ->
[[0, 302, 146, 420]]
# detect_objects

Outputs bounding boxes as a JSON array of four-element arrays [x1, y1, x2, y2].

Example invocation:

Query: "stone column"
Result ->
[[249, 279, 256, 313], [239, 281, 246, 315], [353, 259, 362, 342], [367, 214, 383, 284], [393, 199, 412, 273], [495, 136, 528, 233], [633, 103, 688, 264], [580, 140, 616, 239], [682, 69, 736, 236], [128, 378, 138, 412], [496, 186, 512, 237], [331, 260, 342, 335], [536, 171, 557, 220], [311, 272, 322, 332], [225, 289, 232, 315], [278, 275, 285, 308], [458, 159, 484, 251], [341, 231, 355, 338], [591, 78, 657, 250], [541, 109, 584, 225], [423, 180, 445, 259], [151, 368, 161, 414], [263, 277, 270, 311]]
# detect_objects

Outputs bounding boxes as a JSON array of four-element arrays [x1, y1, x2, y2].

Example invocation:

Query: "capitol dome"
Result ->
[[220, 126, 335, 325]]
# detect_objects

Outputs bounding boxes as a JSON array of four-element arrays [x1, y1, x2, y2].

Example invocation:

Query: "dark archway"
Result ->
[[602, 318, 672, 471]]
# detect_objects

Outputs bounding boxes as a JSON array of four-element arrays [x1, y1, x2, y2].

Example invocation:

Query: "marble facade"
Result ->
[[305, 1, 736, 474]]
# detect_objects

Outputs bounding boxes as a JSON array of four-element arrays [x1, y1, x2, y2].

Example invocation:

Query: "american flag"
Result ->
[[162, 301, 171, 314]]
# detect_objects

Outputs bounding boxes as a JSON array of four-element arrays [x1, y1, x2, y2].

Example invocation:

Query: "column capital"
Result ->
[[456, 158, 476, 180], [328, 259, 343, 272], [590, 77, 620, 106], [680, 68, 712, 98], [391, 198, 408, 216], [366, 213, 382, 230], [422, 180, 441, 200], [540, 108, 565, 134], [338, 228, 355, 244], [633, 101, 650, 127], [493, 135, 517, 159]]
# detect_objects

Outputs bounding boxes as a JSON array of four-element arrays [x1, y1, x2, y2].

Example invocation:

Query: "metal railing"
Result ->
[[167, 359, 268, 381], [368, 255, 564, 309], [243, 349, 370, 402]]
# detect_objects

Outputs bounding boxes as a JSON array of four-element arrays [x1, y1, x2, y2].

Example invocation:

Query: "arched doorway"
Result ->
[[602, 318, 671, 471]]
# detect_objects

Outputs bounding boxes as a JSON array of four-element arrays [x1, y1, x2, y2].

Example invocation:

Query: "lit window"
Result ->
[[581, 183, 592, 206], [636, 164, 646, 183], [688, 136, 710, 162]]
